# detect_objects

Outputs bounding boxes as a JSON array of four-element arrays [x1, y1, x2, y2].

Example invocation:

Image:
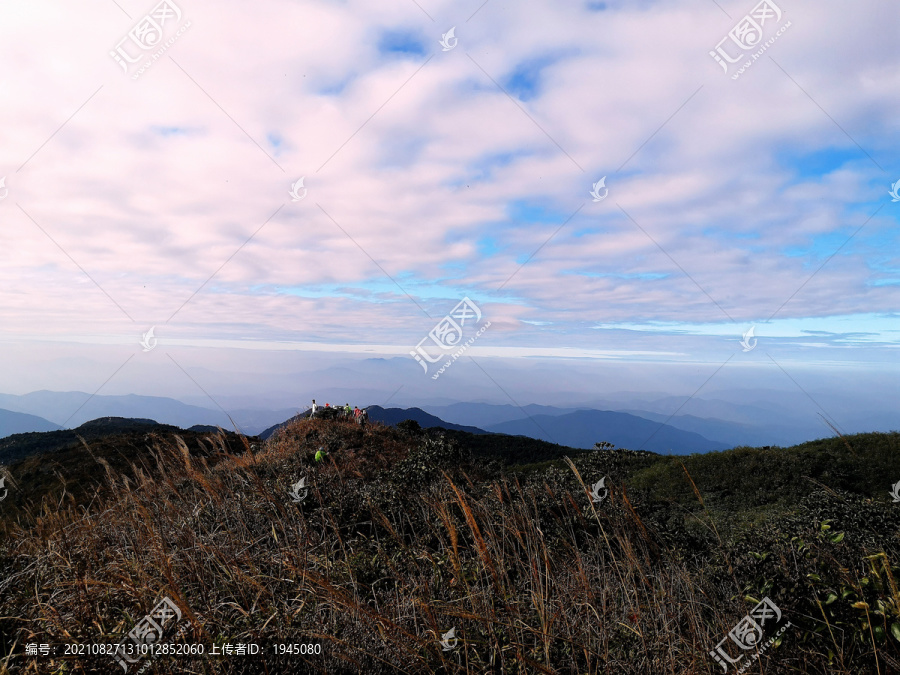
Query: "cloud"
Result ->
[[0, 0, 897, 405]]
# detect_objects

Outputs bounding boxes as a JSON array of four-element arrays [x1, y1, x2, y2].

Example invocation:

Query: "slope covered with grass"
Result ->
[[1, 419, 900, 673]]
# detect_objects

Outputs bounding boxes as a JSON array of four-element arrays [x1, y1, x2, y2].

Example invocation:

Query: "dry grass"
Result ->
[[0, 419, 879, 673]]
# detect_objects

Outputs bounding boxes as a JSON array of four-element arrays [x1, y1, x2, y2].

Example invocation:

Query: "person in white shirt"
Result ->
[[310, 399, 318, 418]]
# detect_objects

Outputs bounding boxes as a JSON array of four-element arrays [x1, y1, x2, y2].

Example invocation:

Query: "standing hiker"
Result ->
[[357, 407, 368, 427], [310, 399, 318, 419], [344, 403, 352, 418]]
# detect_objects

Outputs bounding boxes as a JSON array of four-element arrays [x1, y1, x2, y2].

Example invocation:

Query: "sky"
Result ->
[[0, 0, 898, 422]]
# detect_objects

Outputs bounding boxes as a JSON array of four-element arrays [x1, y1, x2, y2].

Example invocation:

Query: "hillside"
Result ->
[[0, 416, 242, 466], [258, 405, 488, 440], [365, 405, 489, 434], [1, 418, 900, 673]]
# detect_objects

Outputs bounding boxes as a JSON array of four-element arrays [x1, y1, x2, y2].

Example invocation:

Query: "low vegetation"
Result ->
[[1, 419, 899, 673]]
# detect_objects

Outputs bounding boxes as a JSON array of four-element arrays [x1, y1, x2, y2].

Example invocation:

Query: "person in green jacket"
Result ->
[[344, 403, 352, 418]]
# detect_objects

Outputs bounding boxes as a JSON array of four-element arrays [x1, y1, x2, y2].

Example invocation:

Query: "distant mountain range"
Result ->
[[4, 388, 886, 455], [0, 390, 750, 456], [261, 405, 726, 454], [421, 402, 805, 449], [0, 391, 298, 437], [0, 408, 61, 438], [484, 409, 728, 454], [0, 409, 724, 468], [422, 403, 583, 429]]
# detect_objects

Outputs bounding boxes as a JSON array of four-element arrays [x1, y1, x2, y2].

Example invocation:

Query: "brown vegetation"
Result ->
[[2, 421, 900, 673]]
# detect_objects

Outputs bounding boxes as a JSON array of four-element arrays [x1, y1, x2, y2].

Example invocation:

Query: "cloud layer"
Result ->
[[0, 0, 898, 407]]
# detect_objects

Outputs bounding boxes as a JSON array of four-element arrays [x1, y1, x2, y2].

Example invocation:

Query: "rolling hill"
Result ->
[[258, 405, 488, 440]]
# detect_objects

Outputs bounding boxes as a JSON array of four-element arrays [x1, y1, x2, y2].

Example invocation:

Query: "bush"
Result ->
[[396, 419, 422, 435]]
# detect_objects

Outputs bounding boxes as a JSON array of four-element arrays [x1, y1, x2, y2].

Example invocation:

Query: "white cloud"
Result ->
[[0, 0, 897, 404]]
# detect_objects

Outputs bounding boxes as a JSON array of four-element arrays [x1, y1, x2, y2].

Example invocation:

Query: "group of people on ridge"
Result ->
[[309, 399, 368, 426]]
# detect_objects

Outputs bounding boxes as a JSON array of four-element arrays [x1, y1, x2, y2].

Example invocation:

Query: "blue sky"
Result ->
[[0, 0, 897, 411]]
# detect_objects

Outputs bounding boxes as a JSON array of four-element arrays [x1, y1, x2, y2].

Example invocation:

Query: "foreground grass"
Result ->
[[1, 421, 900, 673]]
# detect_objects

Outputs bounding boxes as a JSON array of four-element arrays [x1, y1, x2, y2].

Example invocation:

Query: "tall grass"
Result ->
[[0, 420, 894, 673]]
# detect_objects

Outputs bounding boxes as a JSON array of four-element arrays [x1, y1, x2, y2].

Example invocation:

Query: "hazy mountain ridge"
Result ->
[[422, 399, 886, 449], [0, 391, 297, 437], [485, 409, 728, 454], [1, 390, 893, 451], [421, 402, 588, 428], [0, 408, 60, 438]]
